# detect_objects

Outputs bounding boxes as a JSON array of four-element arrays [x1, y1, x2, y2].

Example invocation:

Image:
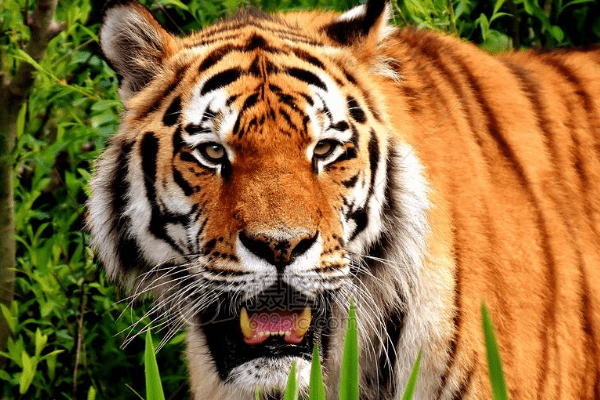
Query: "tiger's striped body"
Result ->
[[92, 0, 600, 398]]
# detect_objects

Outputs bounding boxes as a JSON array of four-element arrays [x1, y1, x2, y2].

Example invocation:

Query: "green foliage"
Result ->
[[145, 330, 166, 400], [401, 351, 421, 400], [394, 0, 600, 51], [339, 299, 359, 400], [1, 0, 595, 398], [308, 345, 326, 400], [283, 362, 300, 400], [482, 303, 510, 400]]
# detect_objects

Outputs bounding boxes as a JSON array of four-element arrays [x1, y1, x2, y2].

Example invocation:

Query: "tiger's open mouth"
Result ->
[[199, 282, 333, 381]]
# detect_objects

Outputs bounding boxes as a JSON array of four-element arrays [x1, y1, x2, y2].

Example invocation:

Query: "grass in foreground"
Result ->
[[145, 301, 507, 399]]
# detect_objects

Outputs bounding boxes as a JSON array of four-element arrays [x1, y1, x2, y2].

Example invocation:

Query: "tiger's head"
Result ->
[[91, 0, 429, 397]]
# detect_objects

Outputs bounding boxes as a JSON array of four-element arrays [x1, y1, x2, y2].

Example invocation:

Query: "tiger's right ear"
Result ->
[[322, 0, 393, 46], [100, 0, 179, 103]]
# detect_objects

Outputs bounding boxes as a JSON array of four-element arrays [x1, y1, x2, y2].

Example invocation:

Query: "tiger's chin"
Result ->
[[227, 357, 312, 396], [193, 283, 336, 395]]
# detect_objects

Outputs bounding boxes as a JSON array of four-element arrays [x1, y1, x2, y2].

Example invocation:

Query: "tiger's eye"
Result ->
[[314, 140, 336, 157], [201, 143, 226, 162]]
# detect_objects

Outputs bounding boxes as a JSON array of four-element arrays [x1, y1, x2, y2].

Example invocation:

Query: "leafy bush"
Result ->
[[1, 0, 596, 399]]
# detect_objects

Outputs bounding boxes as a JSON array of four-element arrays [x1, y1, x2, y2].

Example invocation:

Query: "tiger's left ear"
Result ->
[[99, 0, 180, 103], [322, 0, 393, 46]]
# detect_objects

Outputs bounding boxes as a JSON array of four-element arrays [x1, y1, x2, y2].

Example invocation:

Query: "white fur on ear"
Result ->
[[100, 1, 177, 102], [323, 0, 395, 45]]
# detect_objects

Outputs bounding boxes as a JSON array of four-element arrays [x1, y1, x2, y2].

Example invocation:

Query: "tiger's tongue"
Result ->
[[240, 307, 311, 345]]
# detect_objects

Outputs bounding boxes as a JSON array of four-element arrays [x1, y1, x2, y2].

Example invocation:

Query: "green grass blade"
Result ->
[[400, 351, 422, 400], [309, 344, 326, 400], [481, 303, 509, 400], [145, 329, 166, 400], [283, 361, 299, 400], [255, 384, 261, 400], [339, 299, 359, 400]]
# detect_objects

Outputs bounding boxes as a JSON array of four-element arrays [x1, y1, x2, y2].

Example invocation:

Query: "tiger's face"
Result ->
[[92, 0, 409, 395]]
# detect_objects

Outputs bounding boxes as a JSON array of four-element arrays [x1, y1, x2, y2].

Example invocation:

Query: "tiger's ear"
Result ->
[[99, 0, 179, 103], [322, 0, 393, 46]]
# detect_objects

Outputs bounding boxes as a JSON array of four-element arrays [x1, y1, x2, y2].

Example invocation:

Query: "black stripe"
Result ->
[[111, 142, 145, 273], [279, 109, 296, 130], [241, 92, 259, 112], [286, 68, 327, 90], [201, 107, 216, 124], [347, 96, 366, 123], [292, 48, 325, 68], [201, 68, 242, 95], [245, 34, 268, 52], [435, 223, 462, 400], [453, 55, 561, 396], [540, 56, 594, 114], [542, 56, 599, 232], [141, 64, 188, 119], [299, 92, 314, 106], [141, 132, 187, 254], [185, 123, 210, 135], [163, 96, 181, 126], [248, 56, 261, 77], [348, 207, 368, 241], [199, 45, 232, 72], [580, 274, 600, 397], [275, 92, 297, 108], [173, 168, 195, 196], [141, 133, 160, 205], [377, 305, 405, 398], [329, 144, 358, 166], [226, 94, 239, 107], [447, 363, 476, 400], [341, 174, 359, 188], [330, 121, 349, 132], [367, 129, 379, 199], [186, 21, 321, 47]]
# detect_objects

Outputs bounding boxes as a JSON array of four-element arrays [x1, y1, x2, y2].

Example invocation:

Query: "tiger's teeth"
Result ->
[[240, 307, 256, 340], [293, 306, 311, 338]]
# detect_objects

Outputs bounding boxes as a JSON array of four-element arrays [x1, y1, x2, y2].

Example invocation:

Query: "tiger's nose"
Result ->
[[239, 231, 319, 272]]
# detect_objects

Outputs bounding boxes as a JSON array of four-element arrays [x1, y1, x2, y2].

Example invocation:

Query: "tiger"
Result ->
[[89, 0, 600, 398]]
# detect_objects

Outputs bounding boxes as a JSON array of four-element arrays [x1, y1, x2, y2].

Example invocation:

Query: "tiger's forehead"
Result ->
[[171, 31, 356, 150]]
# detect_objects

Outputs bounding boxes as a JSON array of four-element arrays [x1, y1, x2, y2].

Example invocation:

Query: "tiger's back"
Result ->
[[91, 0, 600, 398], [383, 28, 600, 398]]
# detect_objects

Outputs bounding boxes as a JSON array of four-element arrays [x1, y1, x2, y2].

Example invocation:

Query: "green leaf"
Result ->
[[559, 0, 593, 14], [145, 329, 165, 400], [523, 0, 535, 15], [255, 384, 261, 400], [339, 299, 359, 400], [34, 328, 48, 357], [158, 0, 189, 11], [0, 303, 16, 334], [489, 12, 511, 24], [283, 361, 299, 400], [550, 26, 564, 42], [481, 303, 509, 400], [41, 350, 63, 382], [308, 344, 326, 400], [492, 0, 506, 16], [480, 30, 512, 53], [400, 351, 422, 400], [20, 351, 36, 394], [474, 13, 490, 40], [87, 385, 97, 400]]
